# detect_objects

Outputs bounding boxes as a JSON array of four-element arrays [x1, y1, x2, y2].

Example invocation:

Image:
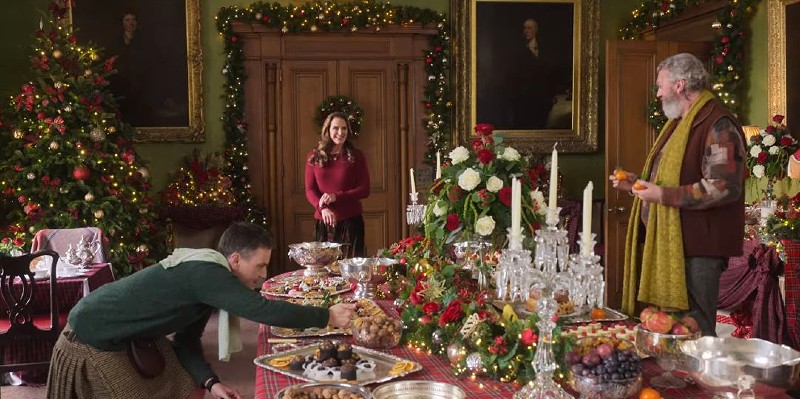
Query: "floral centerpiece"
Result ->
[[764, 192, 800, 243], [424, 123, 547, 252], [746, 114, 798, 200], [0, 224, 26, 256], [397, 255, 573, 384]]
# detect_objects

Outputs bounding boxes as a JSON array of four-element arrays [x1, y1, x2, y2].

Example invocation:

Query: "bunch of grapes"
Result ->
[[564, 342, 642, 383]]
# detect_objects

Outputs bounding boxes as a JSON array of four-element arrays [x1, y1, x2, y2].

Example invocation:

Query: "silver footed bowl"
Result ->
[[338, 257, 401, 299], [287, 242, 343, 277], [681, 336, 800, 396]]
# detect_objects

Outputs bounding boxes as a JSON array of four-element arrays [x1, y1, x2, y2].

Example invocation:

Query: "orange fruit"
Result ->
[[590, 308, 606, 320], [613, 168, 628, 181], [633, 182, 647, 190], [639, 387, 661, 399]]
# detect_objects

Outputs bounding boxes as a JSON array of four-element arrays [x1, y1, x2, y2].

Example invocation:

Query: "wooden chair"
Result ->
[[0, 250, 60, 373]]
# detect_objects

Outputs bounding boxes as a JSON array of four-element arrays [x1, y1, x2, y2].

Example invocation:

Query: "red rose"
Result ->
[[774, 114, 786, 124], [765, 125, 777, 134], [422, 302, 441, 315], [780, 136, 794, 146], [482, 136, 494, 146], [498, 186, 512, 206], [472, 138, 483, 151], [757, 152, 768, 164], [12, 237, 24, 247], [477, 149, 493, 164], [438, 300, 464, 327], [521, 328, 538, 345], [474, 123, 494, 136], [1, 238, 9, 244], [409, 281, 424, 305], [445, 213, 460, 231]]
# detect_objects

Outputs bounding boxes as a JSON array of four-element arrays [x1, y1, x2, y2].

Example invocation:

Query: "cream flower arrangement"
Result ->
[[423, 123, 546, 251]]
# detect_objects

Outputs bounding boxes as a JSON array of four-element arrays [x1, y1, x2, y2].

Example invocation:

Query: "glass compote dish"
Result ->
[[287, 242, 343, 277], [566, 337, 643, 399], [634, 325, 700, 389]]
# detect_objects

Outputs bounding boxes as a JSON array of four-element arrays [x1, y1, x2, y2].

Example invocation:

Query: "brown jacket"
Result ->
[[663, 100, 745, 257]]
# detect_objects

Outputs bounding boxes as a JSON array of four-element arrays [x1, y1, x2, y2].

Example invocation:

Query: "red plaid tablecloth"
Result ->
[[1, 263, 115, 385], [255, 272, 795, 399]]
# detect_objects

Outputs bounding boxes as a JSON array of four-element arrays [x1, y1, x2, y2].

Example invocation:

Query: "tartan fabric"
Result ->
[[718, 239, 787, 344], [46, 326, 197, 399], [781, 240, 800, 349], [1, 263, 115, 385]]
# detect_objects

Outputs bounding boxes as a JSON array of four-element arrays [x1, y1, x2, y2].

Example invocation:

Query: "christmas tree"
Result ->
[[0, 1, 166, 276]]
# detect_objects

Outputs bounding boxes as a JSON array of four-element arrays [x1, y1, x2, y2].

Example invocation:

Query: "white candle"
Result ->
[[435, 151, 441, 179], [548, 145, 558, 218], [409, 168, 416, 194], [39, 18, 43, 30], [582, 181, 593, 256], [511, 177, 521, 236]]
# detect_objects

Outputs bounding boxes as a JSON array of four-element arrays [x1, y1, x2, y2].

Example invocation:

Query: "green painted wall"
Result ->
[[0, 0, 772, 201]]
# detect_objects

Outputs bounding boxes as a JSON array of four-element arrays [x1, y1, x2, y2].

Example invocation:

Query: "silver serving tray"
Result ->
[[275, 382, 373, 399], [255, 342, 422, 386], [262, 276, 352, 298], [271, 325, 350, 338], [562, 307, 629, 324], [372, 380, 466, 399]]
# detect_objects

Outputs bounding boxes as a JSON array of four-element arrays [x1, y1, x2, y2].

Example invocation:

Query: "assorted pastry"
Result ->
[[270, 340, 376, 381], [279, 386, 366, 399]]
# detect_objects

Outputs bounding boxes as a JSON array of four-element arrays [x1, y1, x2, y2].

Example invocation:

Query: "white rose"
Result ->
[[752, 164, 765, 178], [475, 215, 496, 236], [762, 135, 776, 146], [769, 145, 781, 155], [486, 176, 504, 193], [449, 146, 470, 165], [530, 190, 547, 215], [458, 168, 481, 191], [501, 147, 521, 161], [749, 145, 762, 158], [433, 201, 447, 217]]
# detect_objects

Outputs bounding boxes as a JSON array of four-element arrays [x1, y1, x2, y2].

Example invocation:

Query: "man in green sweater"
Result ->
[[46, 222, 356, 399]]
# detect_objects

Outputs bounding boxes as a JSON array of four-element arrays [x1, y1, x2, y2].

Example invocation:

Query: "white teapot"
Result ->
[[75, 235, 101, 267]]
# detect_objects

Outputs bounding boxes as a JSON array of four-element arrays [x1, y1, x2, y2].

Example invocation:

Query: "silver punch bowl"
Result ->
[[287, 242, 343, 277], [680, 336, 800, 396]]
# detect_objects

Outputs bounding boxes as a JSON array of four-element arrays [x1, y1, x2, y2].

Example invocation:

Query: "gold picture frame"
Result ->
[[452, 0, 598, 153], [768, 0, 800, 127], [69, 0, 204, 142]]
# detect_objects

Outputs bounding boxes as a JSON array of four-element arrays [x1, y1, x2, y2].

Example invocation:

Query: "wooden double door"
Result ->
[[280, 59, 400, 264]]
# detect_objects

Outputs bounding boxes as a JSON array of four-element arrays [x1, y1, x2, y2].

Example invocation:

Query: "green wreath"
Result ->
[[315, 95, 364, 137]]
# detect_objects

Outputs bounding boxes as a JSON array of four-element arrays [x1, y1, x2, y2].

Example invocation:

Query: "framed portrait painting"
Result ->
[[452, 0, 598, 153], [69, 0, 204, 142], [768, 0, 800, 128]]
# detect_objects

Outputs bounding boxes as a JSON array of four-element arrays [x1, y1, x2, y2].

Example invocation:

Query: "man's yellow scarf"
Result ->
[[621, 90, 714, 315]]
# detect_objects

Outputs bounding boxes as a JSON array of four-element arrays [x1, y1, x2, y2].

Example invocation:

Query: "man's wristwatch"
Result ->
[[204, 376, 220, 391]]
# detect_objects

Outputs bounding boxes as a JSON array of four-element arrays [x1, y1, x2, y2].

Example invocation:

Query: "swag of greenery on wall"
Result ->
[[619, 0, 761, 131], [215, 1, 451, 226]]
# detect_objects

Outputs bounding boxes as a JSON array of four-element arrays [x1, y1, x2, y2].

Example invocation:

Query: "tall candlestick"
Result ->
[[409, 168, 416, 194], [548, 144, 558, 219], [511, 177, 521, 236], [39, 18, 43, 30], [582, 181, 593, 256], [435, 151, 441, 179]]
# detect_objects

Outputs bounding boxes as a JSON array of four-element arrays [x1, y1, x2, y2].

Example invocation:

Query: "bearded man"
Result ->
[[609, 53, 746, 336]]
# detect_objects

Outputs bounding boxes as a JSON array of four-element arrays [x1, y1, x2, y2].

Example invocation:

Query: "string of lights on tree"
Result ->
[[620, 0, 760, 131], [215, 1, 451, 225], [0, 1, 166, 275]]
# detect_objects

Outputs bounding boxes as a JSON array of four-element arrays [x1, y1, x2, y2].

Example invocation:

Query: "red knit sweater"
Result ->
[[304, 149, 370, 221]]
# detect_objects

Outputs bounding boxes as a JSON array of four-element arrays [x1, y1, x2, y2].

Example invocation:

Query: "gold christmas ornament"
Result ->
[[94, 209, 104, 219], [52, 49, 62, 59], [84, 192, 95, 202], [139, 207, 148, 214], [84, 69, 92, 77], [107, 126, 116, 133], [89, 128, 106, 142], [29, 226, 37, 234], [137, 244, 150, 254], [13, 129, 23, 139], [49, 141, 60, 150]]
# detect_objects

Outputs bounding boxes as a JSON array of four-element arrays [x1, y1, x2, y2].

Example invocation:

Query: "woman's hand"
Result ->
[[328, 302, 357, 328], [210, 382, 241, 399], [631, 180, 663, 204], [319, 193, 337, 207], [321, 208, 336, 226]]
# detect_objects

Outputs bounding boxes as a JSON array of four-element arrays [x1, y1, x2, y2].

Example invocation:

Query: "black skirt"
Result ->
[[315, 215, 365, 258]]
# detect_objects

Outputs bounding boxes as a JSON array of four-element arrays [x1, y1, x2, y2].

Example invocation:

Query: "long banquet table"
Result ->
[[256, 271, 793, 399]]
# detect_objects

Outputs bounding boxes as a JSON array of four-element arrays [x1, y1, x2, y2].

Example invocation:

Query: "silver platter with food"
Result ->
[[263, 275, 351, 298], [275, 382, 372, 399]]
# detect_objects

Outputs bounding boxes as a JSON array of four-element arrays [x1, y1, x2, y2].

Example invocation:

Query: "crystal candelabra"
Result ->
[[495, 228, 534, 303], [406, 192, 426, 225], [515, 207, 574, 399], [566, 232, 605, 311]]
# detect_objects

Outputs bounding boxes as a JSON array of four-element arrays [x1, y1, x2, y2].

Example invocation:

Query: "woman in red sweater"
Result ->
[[305, 112, 370, 257]]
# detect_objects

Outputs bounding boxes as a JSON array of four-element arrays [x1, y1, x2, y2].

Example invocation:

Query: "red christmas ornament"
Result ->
[[262, 16, 270, 23], [721, 36, 729, 44], [425, 56, 433, 64], [231, 36, 238, 43], [72, 166, 91, 181], [715, 55, 725, 65]]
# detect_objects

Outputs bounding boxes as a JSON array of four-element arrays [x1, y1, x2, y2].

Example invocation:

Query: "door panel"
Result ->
[[339, 60, 400, 257], [278, 60, 337, 275], [604, 40, 712, 310]]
